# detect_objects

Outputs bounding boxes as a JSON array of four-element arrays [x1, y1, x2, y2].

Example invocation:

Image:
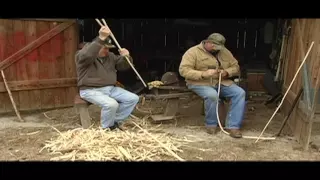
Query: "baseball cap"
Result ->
[[206, 33, 226, 50]]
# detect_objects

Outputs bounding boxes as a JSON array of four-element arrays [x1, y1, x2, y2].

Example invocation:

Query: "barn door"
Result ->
[[0, 19, 78, 113], [283, 19, 320, 150]]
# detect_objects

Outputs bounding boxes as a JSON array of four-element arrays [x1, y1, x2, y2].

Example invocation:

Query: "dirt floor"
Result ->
[[1, 95, 320, 161]]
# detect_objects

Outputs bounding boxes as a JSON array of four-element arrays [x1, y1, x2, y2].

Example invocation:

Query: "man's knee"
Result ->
[[188, 85, 218, 102], [236, 87, 246, 99], [127, 93, 140, 104], [132, 94, 140, 104], [205, 93, 219, 102], [103, 99, 119, 110]]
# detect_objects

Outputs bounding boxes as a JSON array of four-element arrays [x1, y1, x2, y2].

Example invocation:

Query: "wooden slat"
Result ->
[[310, 20, 320, 87], [19, 19, 75, 22], [247, 72, 266, 92], [38, 22, 54, 110], [0, 19, 6, 66], [4, 20, 19, 112], [14, 20, 30, 110], [282, 85, 297, 105], [0, 20, 75, 71], [48, 22, 61, 109], [283, 21, 294, 87], [0, 78, 76, 92], [0, 19, 6, 113], [296, 19, 312, 108], [301, 40, 320, 150], [25, 20, 41, 110], [64, 22, 78, 106]]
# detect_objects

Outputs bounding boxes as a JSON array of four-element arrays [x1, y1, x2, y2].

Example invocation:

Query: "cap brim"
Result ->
[[214, 44, 224, 50], [204, 39, 224, 50]]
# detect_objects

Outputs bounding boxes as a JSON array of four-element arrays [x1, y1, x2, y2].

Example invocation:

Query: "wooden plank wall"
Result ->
[[0, 19, 79, 114], [247, 72, 266, 92], [281, 18, 320, 147]]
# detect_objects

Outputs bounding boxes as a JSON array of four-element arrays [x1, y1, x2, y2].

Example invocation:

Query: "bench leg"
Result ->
[[150, 98, 179, 121], [164, 98, 179, 116], [75, 104, 92, 129]]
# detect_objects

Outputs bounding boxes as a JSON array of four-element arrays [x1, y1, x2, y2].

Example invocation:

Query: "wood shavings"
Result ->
[[19, 131, 41, 136], [40, 120, 191, 161]]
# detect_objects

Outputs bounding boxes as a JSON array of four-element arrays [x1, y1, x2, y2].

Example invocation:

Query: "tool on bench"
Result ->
[[137, 72, 194, 121]]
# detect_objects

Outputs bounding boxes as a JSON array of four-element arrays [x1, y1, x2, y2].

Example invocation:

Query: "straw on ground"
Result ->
[[40, 119, 193, 161]]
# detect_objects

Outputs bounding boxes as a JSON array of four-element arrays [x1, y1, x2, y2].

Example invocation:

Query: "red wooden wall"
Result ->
[[0, 19, 79, 113]]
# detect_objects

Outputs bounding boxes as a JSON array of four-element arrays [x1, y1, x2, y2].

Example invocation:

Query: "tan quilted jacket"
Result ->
[[179, 42, 240, 86]]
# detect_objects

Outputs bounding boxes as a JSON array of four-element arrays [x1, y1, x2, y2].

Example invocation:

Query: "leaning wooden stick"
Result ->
[[95, 18, 148, 88], [1, 70, 24, 122], [255, 41, 315, 143]]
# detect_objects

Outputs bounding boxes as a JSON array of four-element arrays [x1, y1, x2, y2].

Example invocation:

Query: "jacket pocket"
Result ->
[[197, 57, 216, 70]]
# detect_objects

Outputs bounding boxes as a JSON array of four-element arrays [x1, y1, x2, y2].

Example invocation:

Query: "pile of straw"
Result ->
[[40, 120, 191, 161]]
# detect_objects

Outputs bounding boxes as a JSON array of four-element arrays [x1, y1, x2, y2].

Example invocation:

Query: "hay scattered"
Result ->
[[40, 119, 192, 161]]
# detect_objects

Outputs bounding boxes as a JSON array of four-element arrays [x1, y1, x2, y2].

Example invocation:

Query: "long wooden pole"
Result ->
[[1, 70, 24, 122], [95, 18, 148, 88], [255, 41, 314, 143]]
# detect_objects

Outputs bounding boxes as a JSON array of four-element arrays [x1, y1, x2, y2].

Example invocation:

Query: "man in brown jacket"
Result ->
[[179, 33, 246, 138], [75, 26, 139, 130]]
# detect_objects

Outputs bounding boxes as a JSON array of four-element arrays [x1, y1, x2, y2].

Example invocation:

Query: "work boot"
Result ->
[[226, 129, 242, 138], [103, 125, 117, 131], [206, 126, 219, 134], [114, 122, 127, 131]]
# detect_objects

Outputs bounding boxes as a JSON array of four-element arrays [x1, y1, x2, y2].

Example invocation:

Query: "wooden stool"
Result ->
[[74, 94, 92, 129]]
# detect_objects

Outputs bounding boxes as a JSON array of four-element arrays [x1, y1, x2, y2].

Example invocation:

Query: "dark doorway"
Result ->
[[77, 18, 281, 91]]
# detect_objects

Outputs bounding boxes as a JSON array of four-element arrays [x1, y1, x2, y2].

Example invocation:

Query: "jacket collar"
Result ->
[[196, 42, 207, 52]]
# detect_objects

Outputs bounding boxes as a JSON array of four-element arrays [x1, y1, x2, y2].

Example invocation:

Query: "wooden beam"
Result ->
[[296, 19, 312, 109], [0, 20, 76, 71], [18, 19, 76, 22], [0, 78, 77, 92], [282, 85, 297, 104], [303, 65, 320, 150], [296, 102, 312, 121], [283, 85, 312, 118]]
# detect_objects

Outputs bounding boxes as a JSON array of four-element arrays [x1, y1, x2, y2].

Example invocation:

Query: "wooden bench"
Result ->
[[141, 85, 229, 124], [73, 82, 125, 129], [74, 94, 92, 129], [74, 86, 229, 128]]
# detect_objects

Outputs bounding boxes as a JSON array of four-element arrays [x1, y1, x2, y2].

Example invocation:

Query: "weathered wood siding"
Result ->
[[281, 18, 320, 149], [0, 19, 79, 113]]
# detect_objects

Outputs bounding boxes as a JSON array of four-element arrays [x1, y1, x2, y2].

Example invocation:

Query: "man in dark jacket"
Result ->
[[75, 26, 139, 130]]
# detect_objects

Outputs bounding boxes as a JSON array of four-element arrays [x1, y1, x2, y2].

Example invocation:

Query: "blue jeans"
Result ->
[[79, 86, 139, 128], [188, 83, 246, 129]]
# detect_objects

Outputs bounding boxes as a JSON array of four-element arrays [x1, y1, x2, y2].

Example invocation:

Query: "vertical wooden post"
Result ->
[[296, 19, 312, 109], [1, 70, 24, 122], [303, 68, 320, 150]]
